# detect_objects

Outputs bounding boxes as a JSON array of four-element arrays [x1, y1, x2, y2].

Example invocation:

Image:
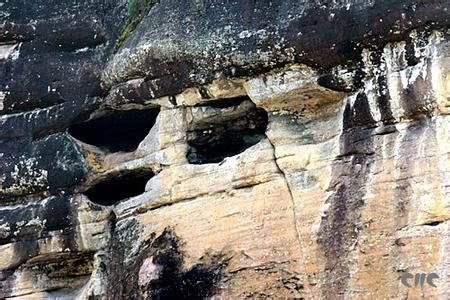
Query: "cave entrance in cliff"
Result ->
[[83, 169, 153, 206], [68, 107, 160, 152], [186, 97, 268, 164]]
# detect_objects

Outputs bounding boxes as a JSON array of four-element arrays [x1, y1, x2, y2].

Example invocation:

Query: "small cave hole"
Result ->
[[187, 98, 268, 164], [424, 221, 443, 227], [83, 170, 153, 206], [194, 96, 248, 109], [68, 108, 160, 152]]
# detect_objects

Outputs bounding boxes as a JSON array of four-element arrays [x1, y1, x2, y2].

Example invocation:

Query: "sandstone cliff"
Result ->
[[0, 0, 449, 299]]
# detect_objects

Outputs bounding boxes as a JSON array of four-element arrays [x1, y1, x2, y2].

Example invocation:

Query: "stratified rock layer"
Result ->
[[0, 0, 449, 299]]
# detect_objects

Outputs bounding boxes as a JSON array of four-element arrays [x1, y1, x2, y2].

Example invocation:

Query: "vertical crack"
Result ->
[[265, 135, 313, 298], [265, 137, 302, 247]]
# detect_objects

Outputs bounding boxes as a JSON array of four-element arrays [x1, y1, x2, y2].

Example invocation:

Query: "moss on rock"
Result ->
[[114, 0, 158, 52]]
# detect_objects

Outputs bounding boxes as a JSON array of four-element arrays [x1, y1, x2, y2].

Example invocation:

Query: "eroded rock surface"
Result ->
[[0, 0, 449, 299]]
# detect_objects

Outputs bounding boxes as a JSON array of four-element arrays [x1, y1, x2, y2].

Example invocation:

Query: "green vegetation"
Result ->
[[114, 0, 158, 52], [126, 0, 155, 17]]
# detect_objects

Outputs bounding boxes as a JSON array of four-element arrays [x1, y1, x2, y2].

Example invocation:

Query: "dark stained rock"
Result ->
[[0, 0, 126, 202], [0, 0, 126, 115], [103, 0, 450, 102], [0, 133, 89, 202]]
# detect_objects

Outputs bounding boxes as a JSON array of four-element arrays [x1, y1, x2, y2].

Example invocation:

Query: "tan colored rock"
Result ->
[[245, 65, 346, 115], [176, 78, 247, 107]]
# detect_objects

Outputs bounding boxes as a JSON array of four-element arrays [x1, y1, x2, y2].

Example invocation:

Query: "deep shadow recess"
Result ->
[[186, 98, 268, 164], [68, 108, 160, 153], [84, 169, 154, 206]]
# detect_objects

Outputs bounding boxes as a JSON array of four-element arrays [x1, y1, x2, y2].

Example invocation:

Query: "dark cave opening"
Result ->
[[194, 96, 249, 109], [83, 170, 153, 206], [187, 99, 268, 164], [68, 108, 160, 152]]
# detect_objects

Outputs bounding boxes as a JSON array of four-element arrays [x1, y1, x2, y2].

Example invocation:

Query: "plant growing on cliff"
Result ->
[[127, 0, 155, 18], [114, 0, 158, 52]]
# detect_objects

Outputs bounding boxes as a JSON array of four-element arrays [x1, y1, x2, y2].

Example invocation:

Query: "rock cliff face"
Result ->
[[0, 0, 449, 298]]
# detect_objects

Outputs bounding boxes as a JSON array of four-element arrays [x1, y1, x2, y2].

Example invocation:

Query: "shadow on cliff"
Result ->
[[108, 224, 230, 299], [145, 228, 230, 299]]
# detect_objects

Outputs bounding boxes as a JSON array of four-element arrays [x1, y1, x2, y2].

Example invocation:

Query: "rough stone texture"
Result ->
[[0, 0, 449, 299]]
